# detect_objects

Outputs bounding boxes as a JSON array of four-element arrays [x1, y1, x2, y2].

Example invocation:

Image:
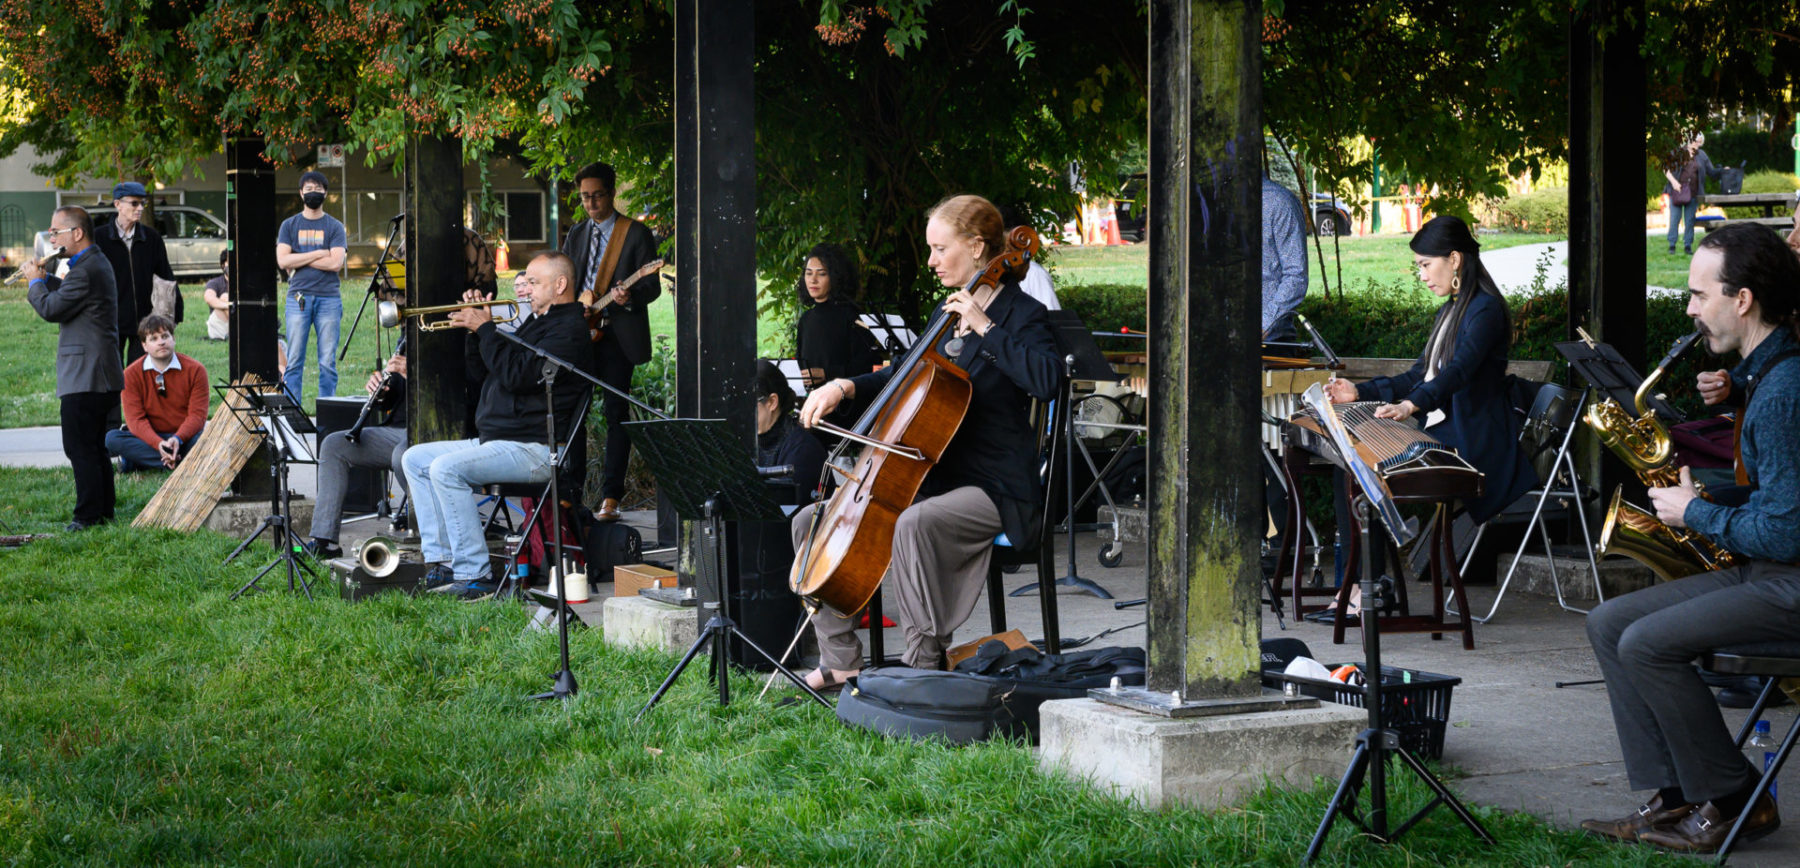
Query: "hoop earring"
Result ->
[[1451, 274, 1462, 294]]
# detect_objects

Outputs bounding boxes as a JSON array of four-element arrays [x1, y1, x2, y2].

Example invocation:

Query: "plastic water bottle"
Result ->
[[1748, 720, 1778, 804]]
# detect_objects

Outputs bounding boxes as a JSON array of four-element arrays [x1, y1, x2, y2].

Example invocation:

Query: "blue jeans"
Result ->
[[105, 426, 201, 471], [282, 291, 342, 401], [402, 438, 552, 581], [1667, 200, 1699, 252]]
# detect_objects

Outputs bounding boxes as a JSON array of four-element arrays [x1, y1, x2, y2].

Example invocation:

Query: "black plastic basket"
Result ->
[[1266, 665, 1460, 760]]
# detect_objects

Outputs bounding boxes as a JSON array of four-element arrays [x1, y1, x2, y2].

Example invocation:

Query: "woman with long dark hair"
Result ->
[[753, 359, 826, 506], [1323, 215, 1534, 524], [794, 244, 880, 432]]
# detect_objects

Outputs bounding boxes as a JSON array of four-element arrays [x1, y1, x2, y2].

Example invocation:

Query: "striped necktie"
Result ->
[[582, 220, 603, 296]]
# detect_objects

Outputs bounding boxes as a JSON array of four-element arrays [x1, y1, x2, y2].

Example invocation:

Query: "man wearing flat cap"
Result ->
[[92, 181, 177, 363]]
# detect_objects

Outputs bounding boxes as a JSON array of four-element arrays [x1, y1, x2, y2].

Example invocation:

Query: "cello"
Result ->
[[789, 226, 1041, 616]]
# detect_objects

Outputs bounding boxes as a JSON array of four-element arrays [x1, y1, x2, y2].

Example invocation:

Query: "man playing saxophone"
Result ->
[[1581, 223, 1800, 853]]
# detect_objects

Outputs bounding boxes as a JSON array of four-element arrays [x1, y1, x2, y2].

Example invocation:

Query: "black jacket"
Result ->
[[562, 216, 660, 364], [1354, 290, 1535, 523], [849, 281, 1062, 547], [798, 298, 881, 428], [466, 302, 595, 445], [92, 219, 177, 336], [757, 414, 827, 506]]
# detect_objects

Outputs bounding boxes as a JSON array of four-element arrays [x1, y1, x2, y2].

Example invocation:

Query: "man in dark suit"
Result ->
[[563, 161, 660, 521], [25, 206, 125, 530], [92, 181, 177, 362]]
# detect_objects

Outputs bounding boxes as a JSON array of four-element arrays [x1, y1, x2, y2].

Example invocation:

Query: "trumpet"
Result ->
[[378, 298, 519, 332]]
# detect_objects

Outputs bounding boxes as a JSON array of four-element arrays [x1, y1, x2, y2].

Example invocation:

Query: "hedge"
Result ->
[[1486, 186, 1570, 235], [1060, 278, 1706, 414]]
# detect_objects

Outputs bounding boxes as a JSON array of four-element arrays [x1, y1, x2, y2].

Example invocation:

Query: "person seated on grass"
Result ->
[[204, 249, 230, 341], [105, 314, 207, 472]]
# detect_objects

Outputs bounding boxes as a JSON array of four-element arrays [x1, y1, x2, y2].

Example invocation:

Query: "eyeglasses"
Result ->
[[154, 371, 167, 396], [45, 227, 76, 237], [116, 199, 145, 208]]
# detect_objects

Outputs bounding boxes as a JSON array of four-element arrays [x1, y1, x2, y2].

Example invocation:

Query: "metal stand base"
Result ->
[[636, 605, 831, 719], [1010, 574, 1116, 600]]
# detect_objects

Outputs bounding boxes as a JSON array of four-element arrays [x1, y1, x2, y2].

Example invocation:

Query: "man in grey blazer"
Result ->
[[25, 206, 125, 530], [563, 161, 660, 521]]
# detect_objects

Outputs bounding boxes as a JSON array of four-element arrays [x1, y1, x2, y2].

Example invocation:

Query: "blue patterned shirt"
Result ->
[[1261, 178, 1308, 335], [1686, 327, 1800, 563]]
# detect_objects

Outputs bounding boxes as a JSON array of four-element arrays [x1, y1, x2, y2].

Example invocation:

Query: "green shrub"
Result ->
[[1487, 186, 1570, 235], [1059, 282, 1147, 333]]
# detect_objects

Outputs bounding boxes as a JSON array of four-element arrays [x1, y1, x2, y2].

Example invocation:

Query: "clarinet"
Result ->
[[346, 335, 407, 443]]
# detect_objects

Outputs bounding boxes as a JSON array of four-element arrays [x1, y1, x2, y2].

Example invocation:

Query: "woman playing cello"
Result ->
[[792, 194, 1061, 691]]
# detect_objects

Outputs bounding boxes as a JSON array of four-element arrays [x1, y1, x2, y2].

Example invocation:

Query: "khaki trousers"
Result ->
[[791, 485, 1002, 671]]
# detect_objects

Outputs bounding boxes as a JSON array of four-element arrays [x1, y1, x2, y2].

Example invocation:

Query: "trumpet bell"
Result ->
[[357, 535, 400, 578]]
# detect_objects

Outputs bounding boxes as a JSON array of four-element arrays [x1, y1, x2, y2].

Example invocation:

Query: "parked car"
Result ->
[[88, 204, 228, 279], [1111, 175, 1354, 240], [1310, 193, 1352, 237]]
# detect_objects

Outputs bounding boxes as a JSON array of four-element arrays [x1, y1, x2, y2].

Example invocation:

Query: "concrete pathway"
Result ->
[[0, 424, 318, 496], [1481, 236, 1685, 299]]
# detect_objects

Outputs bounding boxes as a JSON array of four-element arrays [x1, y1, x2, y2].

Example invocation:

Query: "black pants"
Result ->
[[62, 391, 118, 524], [596, 337, 637, 501]]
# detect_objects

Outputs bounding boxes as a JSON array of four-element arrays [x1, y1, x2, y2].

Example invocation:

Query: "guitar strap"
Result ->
[[1732, 347, 1800, 486], [592, 215, 637, 306]]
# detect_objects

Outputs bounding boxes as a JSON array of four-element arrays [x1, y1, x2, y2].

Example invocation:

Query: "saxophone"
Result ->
[[1584, 330, 1739, 581]]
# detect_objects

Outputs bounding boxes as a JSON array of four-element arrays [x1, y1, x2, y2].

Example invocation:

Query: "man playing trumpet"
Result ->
[[1581, 223, 1800, 852], [400, 252, 595, 599]]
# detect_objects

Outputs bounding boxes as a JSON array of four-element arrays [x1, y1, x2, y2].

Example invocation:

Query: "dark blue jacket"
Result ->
[[1354, 290, 1534, 523]]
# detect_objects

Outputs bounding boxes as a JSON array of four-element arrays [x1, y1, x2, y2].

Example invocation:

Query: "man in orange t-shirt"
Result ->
[[105, 314, 208, 471]]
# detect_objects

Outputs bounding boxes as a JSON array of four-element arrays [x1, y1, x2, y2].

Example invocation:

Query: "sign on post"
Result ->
[[317, 144, 345, 169]]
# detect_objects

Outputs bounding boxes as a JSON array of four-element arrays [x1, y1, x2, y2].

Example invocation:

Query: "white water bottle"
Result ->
[[1748, 720, 1777, 804]]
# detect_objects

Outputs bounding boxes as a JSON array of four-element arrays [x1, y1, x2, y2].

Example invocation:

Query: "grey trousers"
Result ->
[[310, 426, 409, 542], [792, 485, 1003, 672], [1587, 560, 1800, 801]]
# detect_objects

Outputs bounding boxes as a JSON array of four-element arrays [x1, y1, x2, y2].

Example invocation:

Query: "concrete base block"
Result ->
[[1038, 696, 1366, 810], [204, 495, 314, 540], [603, 595, 699, 656], [1502, 552, 1653, 602], [1096, 504, 1146, 544]]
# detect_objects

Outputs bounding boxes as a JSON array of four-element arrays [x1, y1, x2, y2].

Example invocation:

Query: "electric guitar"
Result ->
[[584, 258, 665, 342]]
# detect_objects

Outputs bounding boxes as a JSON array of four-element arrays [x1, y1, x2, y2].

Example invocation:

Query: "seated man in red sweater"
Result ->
[[105, 314, 208, 471]]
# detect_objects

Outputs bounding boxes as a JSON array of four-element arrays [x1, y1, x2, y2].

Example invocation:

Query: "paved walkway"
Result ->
[[4, 433, 1795, 862], [1482, 239, 1683, 298]]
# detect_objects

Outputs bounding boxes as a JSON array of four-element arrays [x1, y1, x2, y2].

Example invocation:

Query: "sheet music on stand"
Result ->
[[216, 382, 318, 464], [1555, 337, 1686, 423], [1300, 383, 1414, 547]]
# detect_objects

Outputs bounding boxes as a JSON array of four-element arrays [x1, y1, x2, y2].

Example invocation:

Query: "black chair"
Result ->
[[1452, 380, 1601, 622], [865, 392, 1064, 665], [1702, 642, 1800, 863], [475, 394, 593, 595]]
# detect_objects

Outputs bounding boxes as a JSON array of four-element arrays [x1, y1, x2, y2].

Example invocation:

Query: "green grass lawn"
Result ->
[[0, 465, 1679, 866]]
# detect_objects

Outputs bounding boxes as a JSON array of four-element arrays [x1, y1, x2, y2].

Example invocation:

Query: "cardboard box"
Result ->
[[946, 628, 1036, 669], [614, 564, 678, 598]]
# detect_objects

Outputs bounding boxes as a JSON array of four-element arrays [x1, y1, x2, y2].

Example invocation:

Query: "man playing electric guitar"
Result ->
[[565, 160, 660, 521]]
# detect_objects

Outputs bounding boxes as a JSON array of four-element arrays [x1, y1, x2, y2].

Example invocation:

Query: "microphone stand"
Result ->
[[486, 325, 666, 702], [339, 214, 407, 364]]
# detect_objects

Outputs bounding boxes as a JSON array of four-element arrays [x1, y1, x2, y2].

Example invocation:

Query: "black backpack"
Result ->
[[571, 506, 642, 580]]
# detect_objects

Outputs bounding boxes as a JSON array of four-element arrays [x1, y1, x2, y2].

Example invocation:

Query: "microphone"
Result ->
[[756, 464, 795, 479], [388, 213, 406, 225]]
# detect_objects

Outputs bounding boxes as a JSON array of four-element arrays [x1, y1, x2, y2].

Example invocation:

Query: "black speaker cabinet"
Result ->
[[693, 518, 806, 671], [314, 396, 385, 516]]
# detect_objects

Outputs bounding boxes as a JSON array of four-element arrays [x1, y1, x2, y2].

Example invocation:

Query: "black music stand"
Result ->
[[627, 419, 831, 718], [1303, 390, 1493, 863], [1011, 309, 1120, 600], [221, 384, 321, 600], [1555, 337, 1686, 423]]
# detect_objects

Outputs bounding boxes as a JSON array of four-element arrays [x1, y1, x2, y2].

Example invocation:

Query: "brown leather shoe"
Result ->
[[596, 498, 622, 522], [1579, 794, 1696, 842], [1638, 791, 1780, 853]]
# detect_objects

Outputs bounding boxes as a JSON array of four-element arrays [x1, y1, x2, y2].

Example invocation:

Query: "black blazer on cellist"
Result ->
[[849, 280, 1062, 548], [563, 217, 660, 365]]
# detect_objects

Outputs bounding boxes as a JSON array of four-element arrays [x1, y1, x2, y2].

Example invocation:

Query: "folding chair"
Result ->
[[1704, 642, 1800, 863], [1454, 381, 1602, 622]]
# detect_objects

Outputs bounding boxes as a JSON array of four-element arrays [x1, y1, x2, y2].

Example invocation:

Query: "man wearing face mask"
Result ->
[[276, 171, 348, 402], [92, 181, 177, 362]]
